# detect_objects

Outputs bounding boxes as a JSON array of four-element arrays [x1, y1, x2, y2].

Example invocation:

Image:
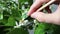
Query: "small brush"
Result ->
[[36, 0, 56, 12]]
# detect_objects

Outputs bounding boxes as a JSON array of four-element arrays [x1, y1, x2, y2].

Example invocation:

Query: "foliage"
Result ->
[[0, 0, 60, 34], [0, 0, 33, 34]]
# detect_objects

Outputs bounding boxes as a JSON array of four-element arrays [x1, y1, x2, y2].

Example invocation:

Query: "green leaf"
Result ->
[[34, 23, 46, 34], [11, 8, 22, 20], [0, 12, 3, 20], [21, 9, 28, 20], [34, 23, 53, 34], [7, 28, 29, 34], [5, 16, 16, 26]]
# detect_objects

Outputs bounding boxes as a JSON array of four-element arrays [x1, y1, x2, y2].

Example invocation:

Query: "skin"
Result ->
[[27, 0, 60, 25]]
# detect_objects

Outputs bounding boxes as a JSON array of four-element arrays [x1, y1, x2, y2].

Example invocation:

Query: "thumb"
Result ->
[[31, 11, 60, 25], [31, 11, 54, 23], [31, 12, 46, 22]]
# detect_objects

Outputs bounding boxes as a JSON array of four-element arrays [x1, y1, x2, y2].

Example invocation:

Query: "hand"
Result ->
[[27, 0, 60, 25]]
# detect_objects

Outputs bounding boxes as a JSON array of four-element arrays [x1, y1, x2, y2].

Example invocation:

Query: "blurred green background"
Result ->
[[0, 0, 60, 34]]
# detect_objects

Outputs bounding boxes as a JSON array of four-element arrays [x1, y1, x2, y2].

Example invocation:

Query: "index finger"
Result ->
[[27, 0, 50, 16]]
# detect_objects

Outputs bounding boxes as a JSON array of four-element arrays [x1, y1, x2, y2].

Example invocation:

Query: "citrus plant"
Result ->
[[0, 0, 60, 34]]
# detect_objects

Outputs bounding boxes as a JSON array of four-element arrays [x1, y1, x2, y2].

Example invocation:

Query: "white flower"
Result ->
[[14, 20, 28, 28]]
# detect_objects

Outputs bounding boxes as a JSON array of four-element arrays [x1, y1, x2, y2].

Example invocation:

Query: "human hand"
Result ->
[[27, 0, 60, 25]]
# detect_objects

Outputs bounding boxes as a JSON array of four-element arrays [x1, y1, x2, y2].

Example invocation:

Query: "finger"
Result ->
[[31, 11, 53, 23], [31, 11, 46, 22], [27, 0, 50, 16]]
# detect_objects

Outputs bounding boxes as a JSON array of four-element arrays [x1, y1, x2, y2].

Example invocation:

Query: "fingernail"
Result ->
[[31, 12, 37, 18]]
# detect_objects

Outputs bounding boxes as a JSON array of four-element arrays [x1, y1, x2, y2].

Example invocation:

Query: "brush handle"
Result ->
[[37, 0, 56, 12]]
